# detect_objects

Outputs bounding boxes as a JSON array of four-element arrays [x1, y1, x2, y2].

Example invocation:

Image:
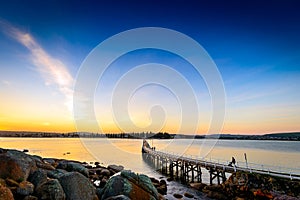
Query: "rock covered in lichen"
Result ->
[[100, 170, 159, 200], [58, 172, 98, 200], [0, 149, 37, 182], [35, 179, 66, 200]]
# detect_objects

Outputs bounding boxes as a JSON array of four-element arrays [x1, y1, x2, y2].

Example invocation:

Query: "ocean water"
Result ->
[[1, 137, 299, 199]]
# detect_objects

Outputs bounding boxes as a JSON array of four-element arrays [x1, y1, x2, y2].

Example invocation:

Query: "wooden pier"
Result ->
[[142, 140, 300, 184]]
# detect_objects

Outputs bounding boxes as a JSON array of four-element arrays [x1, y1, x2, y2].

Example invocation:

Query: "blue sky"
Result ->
[[0, 0, 299, 134]]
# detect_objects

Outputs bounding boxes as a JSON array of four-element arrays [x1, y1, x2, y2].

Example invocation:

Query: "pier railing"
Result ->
[[142, 144, 300, 182]]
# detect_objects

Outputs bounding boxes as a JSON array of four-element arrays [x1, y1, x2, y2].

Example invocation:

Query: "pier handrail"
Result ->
[[142, 145, 300, 180]]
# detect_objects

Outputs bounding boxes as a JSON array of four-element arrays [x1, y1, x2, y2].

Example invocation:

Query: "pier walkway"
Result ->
[[142, 140, 300, 184]]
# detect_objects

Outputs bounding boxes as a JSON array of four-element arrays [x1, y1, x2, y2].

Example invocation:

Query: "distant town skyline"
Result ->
[[0, 0, 299, 134]]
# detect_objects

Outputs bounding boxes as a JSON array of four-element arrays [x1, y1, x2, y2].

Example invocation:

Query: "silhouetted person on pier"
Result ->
[[229, 156, 236, 167], [232, 157, 236, 165]]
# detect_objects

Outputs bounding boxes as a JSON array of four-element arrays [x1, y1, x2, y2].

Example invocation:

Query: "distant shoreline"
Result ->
[[0, 131, 299, 141]]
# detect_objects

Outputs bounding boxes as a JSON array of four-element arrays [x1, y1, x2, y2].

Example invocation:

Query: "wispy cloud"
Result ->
[[0, 19, 73, 110], [1, 80, 11, 86]]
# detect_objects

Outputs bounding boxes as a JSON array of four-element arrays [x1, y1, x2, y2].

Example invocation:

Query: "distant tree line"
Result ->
[[0, 131, 299, 140], [0, 131, 171, 139]]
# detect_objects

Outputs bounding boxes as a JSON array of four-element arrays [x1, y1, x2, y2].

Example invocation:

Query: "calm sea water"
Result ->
[[1, 138, 299, 199], [1, 138, 299, 174]]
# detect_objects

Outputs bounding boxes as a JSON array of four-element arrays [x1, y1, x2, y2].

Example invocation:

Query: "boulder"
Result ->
[[96, 168, 105, 175], [157, 180, 167, 195], [184, 192, 194, 198], [31, 155, 43, 163], [47, 169, 67, 179], [43, 158, 56, 166], [36, 179, 66, 200], [36, 161, 56, 170], [101, 170, 159, 200], [159, 179, 166, 185], [28, 169, 47, 188], [0, 149, 37, 182], [84, 164, 93, 169], [100, 169, 111, 176], [101, 174, 126, 199], [166, 177, 173, 182], [0, 184, 14, 200], [58, 172, 97, 200], [156, 179, 167, 195], [107, 165, 124, 173], [16, 181, 34, 196], [57, 161, 89, 177]]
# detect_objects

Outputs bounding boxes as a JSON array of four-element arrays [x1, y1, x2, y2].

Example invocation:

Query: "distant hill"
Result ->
[[210, 132, 300, 140], [263, 132, 300, 138]]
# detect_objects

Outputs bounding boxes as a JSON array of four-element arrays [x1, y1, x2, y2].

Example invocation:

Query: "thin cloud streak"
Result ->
[[0, 19, 74, 110]]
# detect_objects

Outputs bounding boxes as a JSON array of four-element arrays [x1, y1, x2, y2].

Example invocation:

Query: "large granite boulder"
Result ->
[[57, 161, 89, 177], [58, 172, 98, 200], [0, 149, 37, 182], [36, 179, 66, 200], [101, 170, 159, 200]]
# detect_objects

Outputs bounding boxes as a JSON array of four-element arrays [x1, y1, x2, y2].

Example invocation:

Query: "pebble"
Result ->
[[184, 192, 194, 198], [173, 193, 183, 199]]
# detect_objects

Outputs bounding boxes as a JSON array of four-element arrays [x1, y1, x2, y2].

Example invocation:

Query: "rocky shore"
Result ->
[[0, 148, 168, 200], [189, 171, 300, 200], [1, 148, 299, 200]]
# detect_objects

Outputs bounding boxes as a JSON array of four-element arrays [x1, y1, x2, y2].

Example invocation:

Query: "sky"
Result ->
[[0, 0, 299, 134]]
